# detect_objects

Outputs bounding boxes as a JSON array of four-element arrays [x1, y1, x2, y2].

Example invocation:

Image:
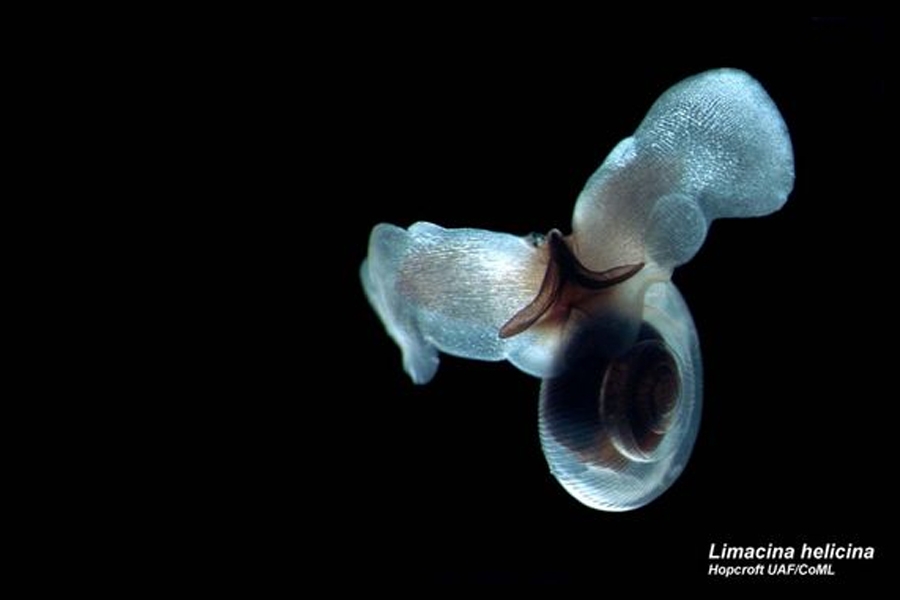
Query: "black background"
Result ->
[[302, 17, 887, 586]]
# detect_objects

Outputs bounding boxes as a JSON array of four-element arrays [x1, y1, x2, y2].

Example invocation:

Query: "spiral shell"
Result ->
[[539, 282, 702, 511]]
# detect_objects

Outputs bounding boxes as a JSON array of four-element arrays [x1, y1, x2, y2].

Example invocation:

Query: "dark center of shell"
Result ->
[[600, 339, 681, 460]]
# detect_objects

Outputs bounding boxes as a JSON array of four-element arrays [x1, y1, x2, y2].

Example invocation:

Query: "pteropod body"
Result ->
[[360, 69, 794, 511]]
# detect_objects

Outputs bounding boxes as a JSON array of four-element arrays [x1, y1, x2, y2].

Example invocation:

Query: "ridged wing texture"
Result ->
[[572, 69, 794, 272], [361, 222, 558, 383]]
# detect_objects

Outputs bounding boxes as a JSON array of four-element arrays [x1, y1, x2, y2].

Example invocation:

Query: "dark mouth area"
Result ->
[[498, 230, 644, 339]]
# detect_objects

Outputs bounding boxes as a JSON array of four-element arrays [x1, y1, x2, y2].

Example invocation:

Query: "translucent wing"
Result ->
[[361, 222, 562, 384], [571, 69, 794, 273]]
